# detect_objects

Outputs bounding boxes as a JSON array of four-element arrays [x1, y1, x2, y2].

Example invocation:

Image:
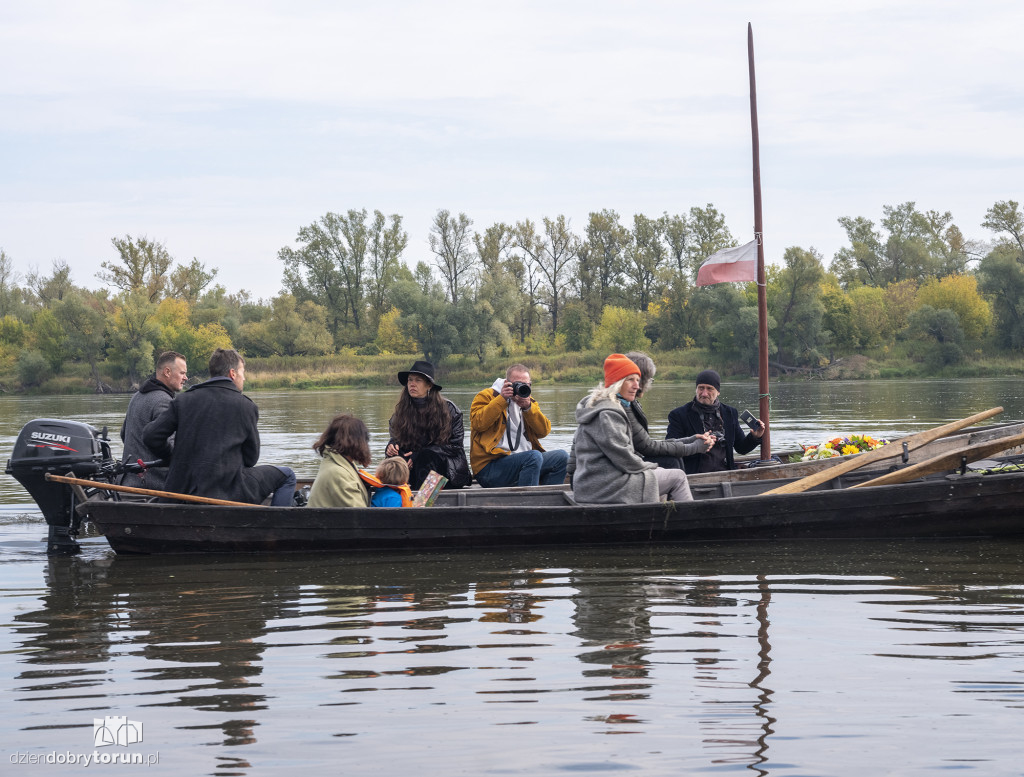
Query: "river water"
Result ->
[[2, 379, 1024, 775]]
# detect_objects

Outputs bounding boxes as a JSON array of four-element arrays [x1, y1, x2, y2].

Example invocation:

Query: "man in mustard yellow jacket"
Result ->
[[469, 364, 568, 488]]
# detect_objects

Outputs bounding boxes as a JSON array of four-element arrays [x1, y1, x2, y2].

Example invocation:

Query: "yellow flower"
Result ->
[[841, 445, 860, 456]]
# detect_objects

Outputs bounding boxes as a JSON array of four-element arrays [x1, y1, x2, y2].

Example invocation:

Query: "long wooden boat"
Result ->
[[8, 414, 1024, 555], [80, 454, 1024, 554]]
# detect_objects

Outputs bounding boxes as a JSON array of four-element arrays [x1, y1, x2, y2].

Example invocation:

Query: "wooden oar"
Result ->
[[849, 429, 1024, 489], [45, 473, 257, 507], [762, 406, 1004, 495]]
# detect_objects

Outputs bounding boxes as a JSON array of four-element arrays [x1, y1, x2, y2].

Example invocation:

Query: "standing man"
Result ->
[[143, 348, 296, 505], [470, 364, 568, 488], [666, 369, 765, 473], [119, 350, 188, 490]]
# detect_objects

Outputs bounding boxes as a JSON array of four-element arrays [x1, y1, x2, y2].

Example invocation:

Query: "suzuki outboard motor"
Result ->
[[5, 418, 115, 554]]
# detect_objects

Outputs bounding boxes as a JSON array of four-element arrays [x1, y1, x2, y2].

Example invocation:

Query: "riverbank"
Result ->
[[7, 344, 1024, 394]]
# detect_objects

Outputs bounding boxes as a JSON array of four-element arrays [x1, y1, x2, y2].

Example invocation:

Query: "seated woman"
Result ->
[[572, 354, 698, 505], [308, 414, 372, 508], [384, 360, 472, 490]]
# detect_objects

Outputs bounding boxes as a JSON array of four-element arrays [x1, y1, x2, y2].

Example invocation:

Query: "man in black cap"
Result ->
[[665, 369, 765, 473]]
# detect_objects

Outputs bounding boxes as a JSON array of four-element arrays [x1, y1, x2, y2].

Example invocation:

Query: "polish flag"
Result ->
[[696, 240, 758, 286]]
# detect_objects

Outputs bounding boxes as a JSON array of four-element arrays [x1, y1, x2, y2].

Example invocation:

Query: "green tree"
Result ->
[[626, 214, 667, 313], [516, 215, 578, 334], [832, 202, 969, 287], [390, 278, 461, 365], [847, 285, 888, 348], [0, 248, 27, 319], [105, 290, 159, 384], [907, 305, 965, 368], [429, 210, 475, 305], [169, 258, 219, 305], [54, 290, 109, 390], [17, 350, 52, 387], [577, 209, 629, 319], [374, 307, 417, 354], [27, 260, 73, 308], [365, 211, 409, 324], [28, 308, 66, 372], [593, 305, 651, 354], [820, 280, 858, 355], [978, 200, 1024, 348], [977, 245, 1024, 348], [280, 209, 370, 343], [768, 247, 827, 366], [916, 274, 992, 340], [98, 235, 174, 302], [711, 305, 775, 374], [239, 294, 333, 357], [559, 301, 594, 351]]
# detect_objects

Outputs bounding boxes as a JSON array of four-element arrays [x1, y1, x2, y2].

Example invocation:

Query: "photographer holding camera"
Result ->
[[666, 369, 765, 473], [470, 364, 568, 488]]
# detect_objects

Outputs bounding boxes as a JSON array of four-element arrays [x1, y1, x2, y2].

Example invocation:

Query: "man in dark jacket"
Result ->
[[666, 369, 765, 473], [119, 350, 188, 489], [143, 348, 296, 505]]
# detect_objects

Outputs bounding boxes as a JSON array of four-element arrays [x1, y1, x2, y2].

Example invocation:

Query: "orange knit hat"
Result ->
[[603, 353, 641, 387]]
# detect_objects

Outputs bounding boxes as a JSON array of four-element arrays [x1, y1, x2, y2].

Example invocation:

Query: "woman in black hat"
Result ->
[[384, 360, 472, 490]]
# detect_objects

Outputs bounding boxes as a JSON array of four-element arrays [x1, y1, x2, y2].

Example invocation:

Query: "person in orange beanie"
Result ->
[[570, 354, 701, 504]]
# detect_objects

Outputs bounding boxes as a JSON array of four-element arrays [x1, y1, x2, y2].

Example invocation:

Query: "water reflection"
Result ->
[[9, 542, 1024, 774]]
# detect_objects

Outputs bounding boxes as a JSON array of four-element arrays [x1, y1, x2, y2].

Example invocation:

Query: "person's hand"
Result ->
[[752, 420, 766, 439], [385, 443, 400, 457], [513, 393, 533, 410], [699, 431, 716, 449], [499, 380, 514, 400]]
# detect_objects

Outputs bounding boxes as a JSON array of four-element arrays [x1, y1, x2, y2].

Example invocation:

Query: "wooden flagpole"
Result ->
[[748, 22, 771, 460]]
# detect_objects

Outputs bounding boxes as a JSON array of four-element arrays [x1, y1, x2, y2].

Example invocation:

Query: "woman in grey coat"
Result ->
[[571, 354, 714, 505], [567, 351, 713, 479]]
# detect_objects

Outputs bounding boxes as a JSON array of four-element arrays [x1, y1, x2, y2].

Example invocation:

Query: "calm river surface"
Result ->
[[2, 379, 1024, 775]]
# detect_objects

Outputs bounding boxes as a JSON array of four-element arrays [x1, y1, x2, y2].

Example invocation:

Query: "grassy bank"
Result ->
[[7, 346, 1024, 395]]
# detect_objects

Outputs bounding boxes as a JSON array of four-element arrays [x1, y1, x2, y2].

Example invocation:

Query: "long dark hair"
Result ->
[[389, 386, 451, 450], [313, 414, 371, 466]]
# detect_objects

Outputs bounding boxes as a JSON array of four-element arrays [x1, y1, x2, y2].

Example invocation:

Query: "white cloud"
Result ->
[[1, 1, 1022, 296]]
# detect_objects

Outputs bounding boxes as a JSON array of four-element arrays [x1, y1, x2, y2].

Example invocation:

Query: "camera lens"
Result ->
[[511, 381, 531, 398]]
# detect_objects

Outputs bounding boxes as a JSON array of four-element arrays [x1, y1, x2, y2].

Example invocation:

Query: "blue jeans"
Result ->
[[271, 466, 297, 506], [476, 450, 569, 488]]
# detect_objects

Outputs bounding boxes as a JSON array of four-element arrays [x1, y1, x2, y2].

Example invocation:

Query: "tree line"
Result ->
[[1, 199, 1022, 391]]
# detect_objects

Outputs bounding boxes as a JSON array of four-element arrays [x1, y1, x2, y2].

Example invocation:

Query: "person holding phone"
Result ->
[[665, 369, 765, 473]]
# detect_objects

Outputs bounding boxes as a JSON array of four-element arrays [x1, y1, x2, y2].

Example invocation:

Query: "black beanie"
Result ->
[[695, 369, 721, 390]]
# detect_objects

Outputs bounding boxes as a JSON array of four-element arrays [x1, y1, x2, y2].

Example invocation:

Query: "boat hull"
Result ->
[[84, 469, 1024, 554]]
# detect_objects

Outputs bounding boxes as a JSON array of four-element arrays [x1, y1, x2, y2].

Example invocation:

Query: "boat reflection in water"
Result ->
[[9, 540, 1024, 775]]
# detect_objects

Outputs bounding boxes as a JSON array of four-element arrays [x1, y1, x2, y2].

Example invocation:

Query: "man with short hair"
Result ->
[[119, 351, 188, 490], [144, 348, 296, 505], [666, 368, 765, 473], [470, 364, 568, 488]]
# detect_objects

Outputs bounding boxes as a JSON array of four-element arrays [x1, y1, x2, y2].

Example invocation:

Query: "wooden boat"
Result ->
[[77, 452, 1024, 554], [9, 412, 1024, 555]]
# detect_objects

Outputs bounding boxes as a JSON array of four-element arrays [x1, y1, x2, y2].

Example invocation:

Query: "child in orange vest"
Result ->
[[370, 456, 413, 507]]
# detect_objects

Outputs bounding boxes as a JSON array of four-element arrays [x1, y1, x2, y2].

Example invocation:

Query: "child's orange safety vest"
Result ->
[[357, 470, 413, 507]]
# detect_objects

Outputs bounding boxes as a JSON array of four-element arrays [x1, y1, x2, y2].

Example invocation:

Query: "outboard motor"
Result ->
[[5, 418, 116, 555]]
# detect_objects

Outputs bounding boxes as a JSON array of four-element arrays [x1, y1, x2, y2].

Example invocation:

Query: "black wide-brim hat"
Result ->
[[398, 360, 441, 391]]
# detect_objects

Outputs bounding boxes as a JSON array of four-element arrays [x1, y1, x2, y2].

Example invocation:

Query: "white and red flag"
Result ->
[[695, 240, 758, 286]]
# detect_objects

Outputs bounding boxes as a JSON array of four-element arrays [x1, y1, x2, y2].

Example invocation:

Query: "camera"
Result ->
[[510, 381, 532, 398]]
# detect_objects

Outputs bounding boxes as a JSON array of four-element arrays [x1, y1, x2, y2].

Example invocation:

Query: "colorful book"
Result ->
[[412, 470, 448, 507]]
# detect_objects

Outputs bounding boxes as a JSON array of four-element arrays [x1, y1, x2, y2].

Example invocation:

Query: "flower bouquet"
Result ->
[[800, 434, 888, 461]]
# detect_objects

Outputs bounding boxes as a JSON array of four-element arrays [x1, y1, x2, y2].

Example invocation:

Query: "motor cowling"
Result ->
[[5, 418, 115, 554]]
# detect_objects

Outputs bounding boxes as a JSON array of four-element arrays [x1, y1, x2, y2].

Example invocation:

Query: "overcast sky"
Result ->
[[2, 1, 1022, 300]]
